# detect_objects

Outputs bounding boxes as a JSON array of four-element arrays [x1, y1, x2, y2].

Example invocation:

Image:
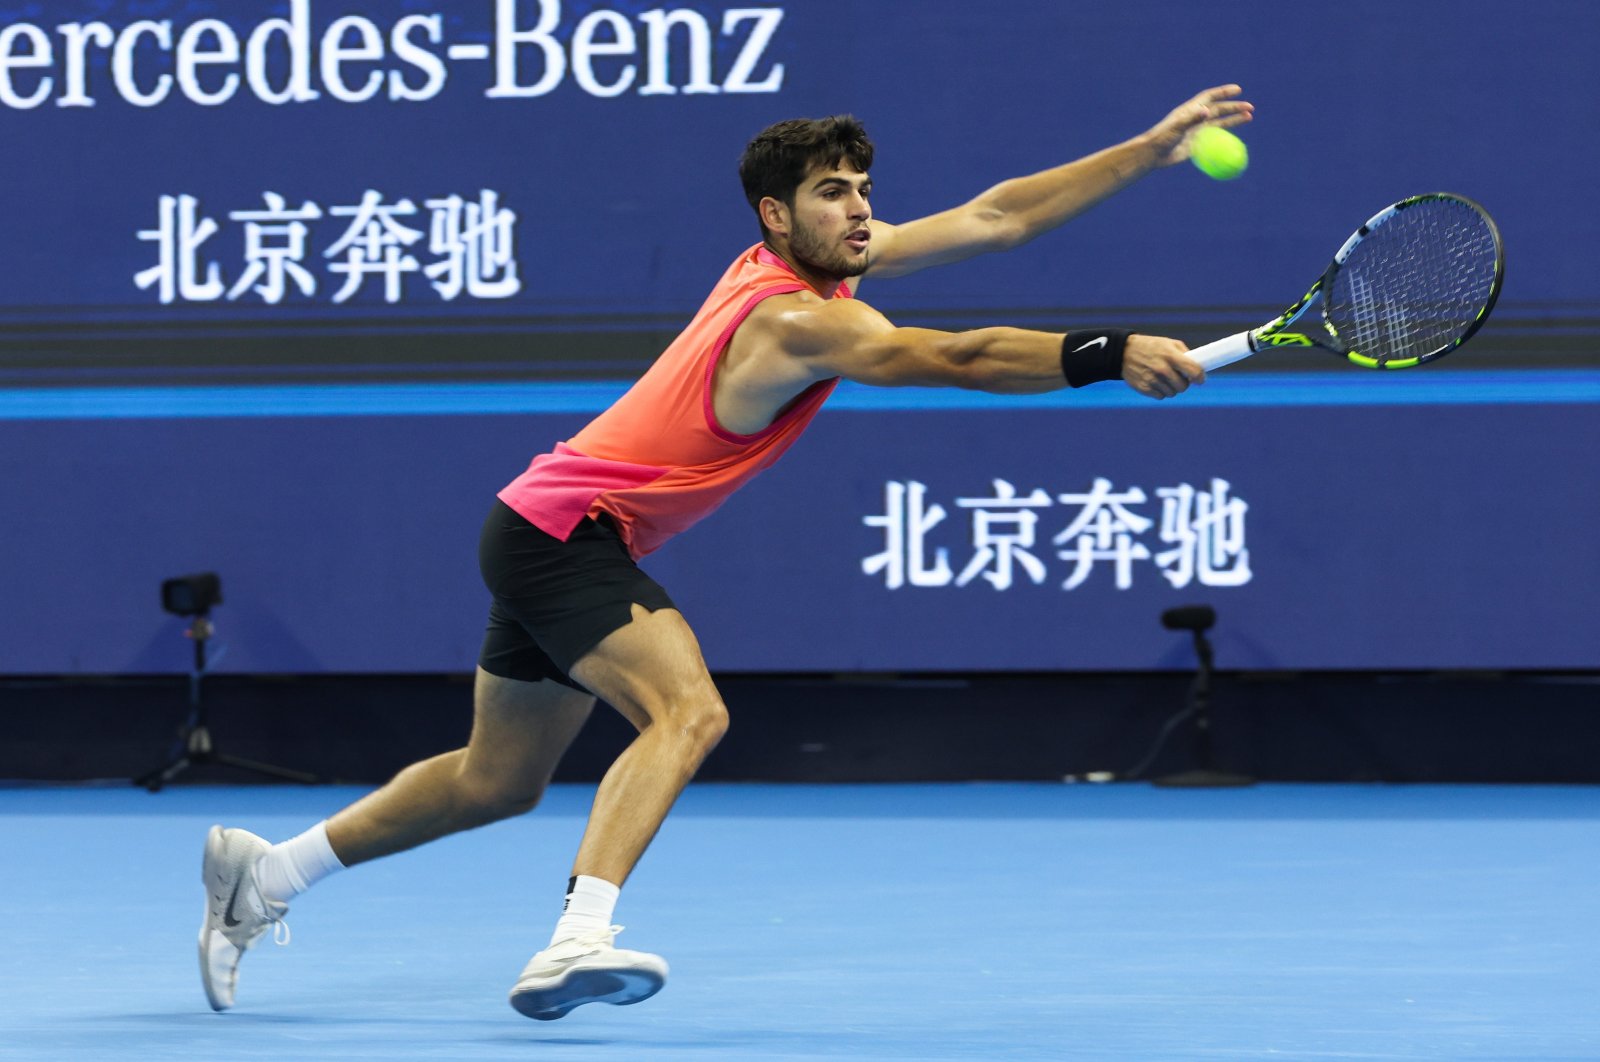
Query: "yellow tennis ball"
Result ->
[[1190, 126, 1248, 181]]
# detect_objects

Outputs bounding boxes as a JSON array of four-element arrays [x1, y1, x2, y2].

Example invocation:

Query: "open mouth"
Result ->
[[844, 230, 870, 251]]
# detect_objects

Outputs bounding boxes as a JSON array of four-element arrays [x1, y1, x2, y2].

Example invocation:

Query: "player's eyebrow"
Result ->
[[810, 175, 872, 193]]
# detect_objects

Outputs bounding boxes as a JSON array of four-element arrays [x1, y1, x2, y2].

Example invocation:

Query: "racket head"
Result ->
[[1317, 193, 1504, 369]]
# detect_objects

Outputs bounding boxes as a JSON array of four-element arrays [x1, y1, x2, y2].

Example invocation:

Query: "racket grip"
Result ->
[[1189, 331, 1256, 372]]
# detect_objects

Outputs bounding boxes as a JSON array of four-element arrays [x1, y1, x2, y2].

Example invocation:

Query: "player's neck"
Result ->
[[762, 240, 844, 299]]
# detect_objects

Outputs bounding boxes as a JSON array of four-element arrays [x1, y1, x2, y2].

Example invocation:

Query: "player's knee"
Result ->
[[640, 693, 728, 753], [675, 697, 729, 754], [457, 772, 546, 824]]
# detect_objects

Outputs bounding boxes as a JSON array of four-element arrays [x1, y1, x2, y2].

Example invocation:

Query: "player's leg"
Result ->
[[508, 603, 729, 1020], [566, 604, 728, 886], [324, 669, 595, 864], [199, 668, 594, 1011]]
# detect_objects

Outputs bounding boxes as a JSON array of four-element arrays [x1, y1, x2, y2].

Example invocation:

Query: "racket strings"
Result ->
[[1327, 199, 1500, 362]]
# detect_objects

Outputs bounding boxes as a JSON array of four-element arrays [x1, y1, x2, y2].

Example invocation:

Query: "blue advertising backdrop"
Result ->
[[2, 0, 1596, 674]]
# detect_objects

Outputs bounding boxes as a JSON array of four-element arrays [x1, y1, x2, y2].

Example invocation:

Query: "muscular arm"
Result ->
[[746, 293, 1200, 400], [866, 85, 1254, 278]]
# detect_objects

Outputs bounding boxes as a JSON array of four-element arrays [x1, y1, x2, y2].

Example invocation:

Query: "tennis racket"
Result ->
[[1191, 193, 1504, 372]]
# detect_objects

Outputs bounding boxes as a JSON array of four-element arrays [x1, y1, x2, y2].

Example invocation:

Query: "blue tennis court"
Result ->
[[4, 782, 1595, 1060]]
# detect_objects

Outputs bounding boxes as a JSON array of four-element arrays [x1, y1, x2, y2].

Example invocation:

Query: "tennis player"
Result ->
[[199, 84, 1253, 1019]]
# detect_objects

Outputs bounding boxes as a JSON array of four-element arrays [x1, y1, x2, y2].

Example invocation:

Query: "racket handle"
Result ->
[[1189, 331, 1256, 372]]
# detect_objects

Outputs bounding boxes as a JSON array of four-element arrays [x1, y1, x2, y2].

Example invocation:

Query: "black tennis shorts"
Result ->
[[477, 499, 676, 692]]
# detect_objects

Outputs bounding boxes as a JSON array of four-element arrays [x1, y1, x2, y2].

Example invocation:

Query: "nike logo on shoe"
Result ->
[[223, 880, 246, 928], [1073, 336, 1109, 352]]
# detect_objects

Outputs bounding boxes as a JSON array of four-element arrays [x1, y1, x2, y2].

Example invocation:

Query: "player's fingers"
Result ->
[[1201, 84, 1243, 101], [1146, 368, 1180, 398], [1133, 372, 1167, 400], [1151, 345, 1193, 392], [1155, 358, 1194, 395], [1210, 102, 1254, 128], [1175, 354, 1206, 385]]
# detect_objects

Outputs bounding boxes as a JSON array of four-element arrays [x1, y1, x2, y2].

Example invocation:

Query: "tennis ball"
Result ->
[[1190, 126, 1248, 181]]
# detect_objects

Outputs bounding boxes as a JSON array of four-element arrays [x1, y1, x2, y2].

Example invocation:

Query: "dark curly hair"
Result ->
[[738, 115, 875, 238]]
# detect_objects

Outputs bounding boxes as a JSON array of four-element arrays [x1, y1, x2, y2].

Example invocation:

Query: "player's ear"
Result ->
[[759, 196, 790, 238]]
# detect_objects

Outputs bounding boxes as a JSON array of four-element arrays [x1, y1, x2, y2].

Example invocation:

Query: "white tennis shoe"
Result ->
[[199, 825, 289, 1011], [508, 926, 667, 1020]]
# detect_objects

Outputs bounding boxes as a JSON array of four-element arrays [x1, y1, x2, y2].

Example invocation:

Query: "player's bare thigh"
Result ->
[[460, 668, 597, 791], [569, 604, 726, 732]]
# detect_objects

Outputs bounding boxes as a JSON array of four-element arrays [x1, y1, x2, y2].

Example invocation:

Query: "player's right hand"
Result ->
[[1123, 335, 1205, 399]]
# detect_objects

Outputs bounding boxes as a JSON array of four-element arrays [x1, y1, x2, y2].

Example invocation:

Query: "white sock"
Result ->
[[550, 875, 620, 945], [254, 822, 345, 905]]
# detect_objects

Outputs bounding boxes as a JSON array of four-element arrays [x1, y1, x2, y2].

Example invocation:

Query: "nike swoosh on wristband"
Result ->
[[1072, 336, 1109, 353]]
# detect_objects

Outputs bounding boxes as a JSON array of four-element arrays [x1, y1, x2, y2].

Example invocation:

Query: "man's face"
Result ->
[[784, 161, 872, 279]]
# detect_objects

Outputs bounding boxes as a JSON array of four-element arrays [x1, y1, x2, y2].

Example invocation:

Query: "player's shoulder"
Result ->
[[745, 286, 876, 331], [746, 285, 824, 319], [737, 288, 823, 354], [740, 286, 887, 361]]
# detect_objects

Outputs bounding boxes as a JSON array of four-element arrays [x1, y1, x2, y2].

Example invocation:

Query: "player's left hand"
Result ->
[[1123, 335, 1205, 399], [1144, 85, 1254, 167]]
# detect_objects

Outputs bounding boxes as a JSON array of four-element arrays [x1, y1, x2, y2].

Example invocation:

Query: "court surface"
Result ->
[[3, 782, 1595, 1061]]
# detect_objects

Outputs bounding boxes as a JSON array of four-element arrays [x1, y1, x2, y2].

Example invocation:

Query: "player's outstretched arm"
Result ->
[[865, 85, 1253, 279], [763, 295, 1203, 400]]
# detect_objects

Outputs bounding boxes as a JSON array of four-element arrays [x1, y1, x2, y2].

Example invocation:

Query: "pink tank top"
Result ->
[[497, 245, 851, 558]]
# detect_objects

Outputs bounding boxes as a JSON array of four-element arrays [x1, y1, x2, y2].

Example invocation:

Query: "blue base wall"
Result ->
[[3, 378, 1597, 675], [3, 671, 1596, 785]]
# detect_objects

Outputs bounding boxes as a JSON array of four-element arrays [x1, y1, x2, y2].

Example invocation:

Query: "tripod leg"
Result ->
[[135, 754, 194, 793], [211, 752, 322, 785]]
